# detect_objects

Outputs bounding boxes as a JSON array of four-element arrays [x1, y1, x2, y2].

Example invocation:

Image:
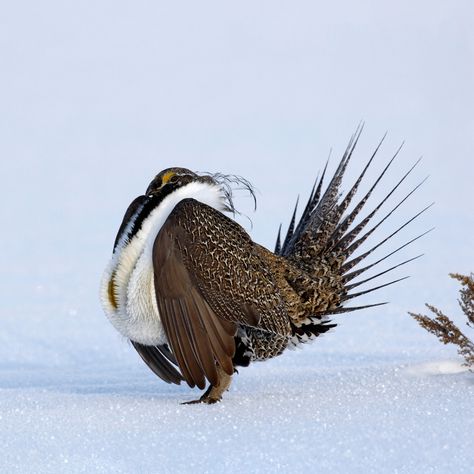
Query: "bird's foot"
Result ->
[[181, 367, 232, 405], [182, 395, 221, 405], [182, 385, 221, 405]]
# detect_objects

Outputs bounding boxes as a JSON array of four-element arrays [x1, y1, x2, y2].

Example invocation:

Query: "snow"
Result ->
[[2, 326, 473, 473], [1, 1, 473, 473]]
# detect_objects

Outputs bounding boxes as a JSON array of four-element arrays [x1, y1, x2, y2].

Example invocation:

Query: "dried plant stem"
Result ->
[[409, 273, 474, 368]]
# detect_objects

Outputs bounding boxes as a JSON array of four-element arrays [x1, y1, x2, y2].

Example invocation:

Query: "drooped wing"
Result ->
[[152, 198, 289, 389], [131, 341, 184, 385]]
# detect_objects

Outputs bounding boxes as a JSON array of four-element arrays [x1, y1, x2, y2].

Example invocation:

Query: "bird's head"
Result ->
[[145, 167, 256, 214], [145, 167, 215, 196]]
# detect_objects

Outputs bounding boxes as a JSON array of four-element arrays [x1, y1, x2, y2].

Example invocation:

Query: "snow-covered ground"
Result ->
[[2, 301, 473, 473], [1, 1, 473, 473]]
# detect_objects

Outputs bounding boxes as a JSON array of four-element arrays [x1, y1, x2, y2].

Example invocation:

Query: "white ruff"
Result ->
[[100, 181, 226, 345]]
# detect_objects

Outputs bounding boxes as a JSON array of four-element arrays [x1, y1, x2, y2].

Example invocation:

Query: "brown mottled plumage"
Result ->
[[101, 129, 431, 403]]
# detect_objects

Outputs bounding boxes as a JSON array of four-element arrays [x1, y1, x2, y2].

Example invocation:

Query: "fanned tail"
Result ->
[[275, 131, 431, 345]]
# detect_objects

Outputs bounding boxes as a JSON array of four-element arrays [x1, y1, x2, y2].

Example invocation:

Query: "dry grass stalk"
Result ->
[[409, 273, 474, 368]]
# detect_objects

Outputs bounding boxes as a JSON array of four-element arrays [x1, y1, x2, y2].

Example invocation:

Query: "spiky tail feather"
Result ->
[[275, 127, 432, 343]]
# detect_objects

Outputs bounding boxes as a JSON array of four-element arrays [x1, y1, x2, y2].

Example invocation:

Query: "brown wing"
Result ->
[[153, 198, 290, 389]]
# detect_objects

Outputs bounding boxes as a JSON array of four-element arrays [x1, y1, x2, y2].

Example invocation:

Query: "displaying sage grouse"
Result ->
[[100, 131, 429, 403]]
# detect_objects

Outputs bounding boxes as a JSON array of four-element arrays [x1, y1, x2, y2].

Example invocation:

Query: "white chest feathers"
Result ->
[[100, 181, 226, 346]]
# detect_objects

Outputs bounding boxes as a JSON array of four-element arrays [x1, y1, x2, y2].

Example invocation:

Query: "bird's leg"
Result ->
[[183, 366, 232, 405]]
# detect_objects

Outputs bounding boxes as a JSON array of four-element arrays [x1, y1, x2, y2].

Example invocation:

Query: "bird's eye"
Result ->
[[168, 175, 179, 184]]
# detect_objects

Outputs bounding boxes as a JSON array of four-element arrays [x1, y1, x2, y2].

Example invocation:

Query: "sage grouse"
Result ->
[[100, 132, 429, 403]]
